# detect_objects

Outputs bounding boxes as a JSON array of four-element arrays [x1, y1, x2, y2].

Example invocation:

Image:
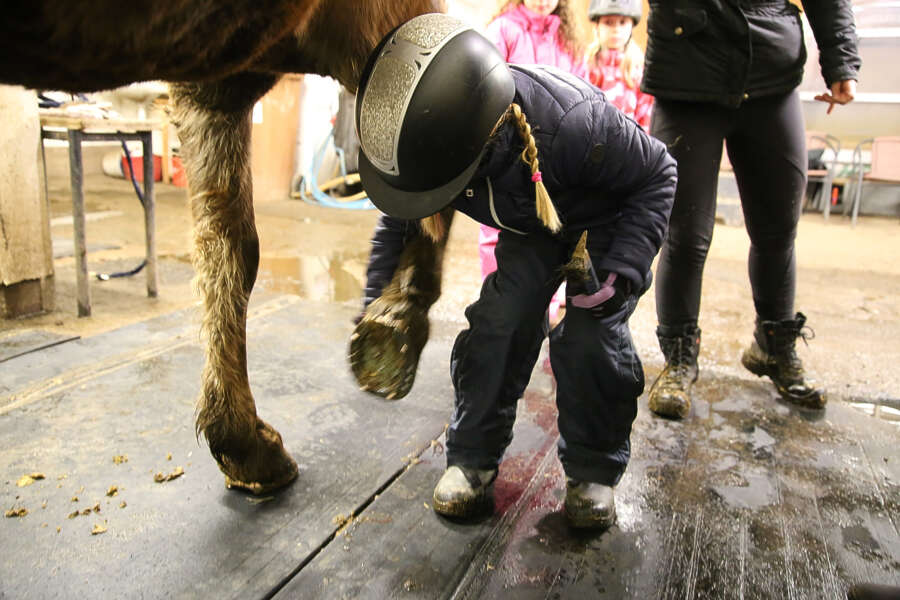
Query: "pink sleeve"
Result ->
[[634, 91, 654, 130], [485, 19, 511, 60]]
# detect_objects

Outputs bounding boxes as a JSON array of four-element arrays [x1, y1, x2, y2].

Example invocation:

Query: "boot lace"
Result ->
[[779, 324, 815, 380], [663, 337, 695, 383]]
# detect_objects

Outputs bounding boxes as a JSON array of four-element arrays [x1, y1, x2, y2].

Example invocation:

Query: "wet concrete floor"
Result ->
[[1, 174, 899, 598], [2, 295, 898, 599]]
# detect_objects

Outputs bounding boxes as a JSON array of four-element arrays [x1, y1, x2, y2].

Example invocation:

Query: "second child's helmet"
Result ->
[[588, 0, 643, 24], [355, 13, 515, 220]]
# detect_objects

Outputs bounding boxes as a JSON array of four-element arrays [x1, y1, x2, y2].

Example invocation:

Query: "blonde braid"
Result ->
[[419, 213, 446, 242], [509, 103, 562, 233]]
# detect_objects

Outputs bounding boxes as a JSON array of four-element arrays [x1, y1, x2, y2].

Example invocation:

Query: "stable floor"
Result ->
[[2, 174, 899, 598], [2, 293, 898, 599]]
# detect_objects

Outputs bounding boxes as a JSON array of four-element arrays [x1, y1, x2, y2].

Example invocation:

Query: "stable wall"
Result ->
[[0, 85, 54, 318]]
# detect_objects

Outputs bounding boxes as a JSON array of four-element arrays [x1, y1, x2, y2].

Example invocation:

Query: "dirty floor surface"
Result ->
[[1, 174, 898, 599]]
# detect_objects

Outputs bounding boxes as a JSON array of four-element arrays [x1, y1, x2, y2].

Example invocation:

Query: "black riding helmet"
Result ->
[[356, 13, 515, 220]]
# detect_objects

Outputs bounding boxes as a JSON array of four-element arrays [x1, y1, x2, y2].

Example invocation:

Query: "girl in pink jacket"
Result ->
[[480, 0, 586, 321], [585, 0, 654, 130]]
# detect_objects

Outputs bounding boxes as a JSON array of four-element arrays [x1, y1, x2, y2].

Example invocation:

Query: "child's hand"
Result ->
[[568, 271, 631, 318]]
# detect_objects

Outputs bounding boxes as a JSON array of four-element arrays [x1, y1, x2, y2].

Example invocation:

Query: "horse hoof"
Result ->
[[349, 312, 424, 400], [216, 418, 298, 495]]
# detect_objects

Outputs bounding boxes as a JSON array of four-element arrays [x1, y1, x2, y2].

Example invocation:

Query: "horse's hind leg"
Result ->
[[171, 75, 298, 494]]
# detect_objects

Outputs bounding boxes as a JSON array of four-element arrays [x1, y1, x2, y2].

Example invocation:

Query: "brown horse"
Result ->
[[1, 0, 443, 494]]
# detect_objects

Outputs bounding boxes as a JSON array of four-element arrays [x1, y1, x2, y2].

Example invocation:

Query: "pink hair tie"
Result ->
[[531, 171, 543, 183]]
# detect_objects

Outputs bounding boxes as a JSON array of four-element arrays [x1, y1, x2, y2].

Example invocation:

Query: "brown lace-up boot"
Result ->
[[741, 312, 825, 409], [648, 326, 701, 419]]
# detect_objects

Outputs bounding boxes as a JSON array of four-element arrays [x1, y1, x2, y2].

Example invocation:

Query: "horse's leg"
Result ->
[[349, 209, 454, 399], [171, 74, 298, 494]]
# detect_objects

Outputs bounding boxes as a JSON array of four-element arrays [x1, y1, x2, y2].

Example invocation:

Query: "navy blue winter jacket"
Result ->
[[363, 65, 677, 308]]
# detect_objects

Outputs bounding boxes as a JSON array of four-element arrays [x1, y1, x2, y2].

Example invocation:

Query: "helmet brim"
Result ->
[[358, 146, 486, 220]]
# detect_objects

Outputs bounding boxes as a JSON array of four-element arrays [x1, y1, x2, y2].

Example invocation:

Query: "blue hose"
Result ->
[[298, 128, 373, 210]]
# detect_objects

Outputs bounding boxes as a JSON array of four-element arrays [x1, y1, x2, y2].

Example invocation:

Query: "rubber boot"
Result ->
[[741, 312, 825, 409], [648, 326, 701, 419], [564, 479, 617, 529], [432, 465, 497, 518]]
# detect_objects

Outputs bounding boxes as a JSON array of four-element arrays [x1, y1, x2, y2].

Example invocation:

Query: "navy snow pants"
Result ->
[[447, 228, 645, 486]]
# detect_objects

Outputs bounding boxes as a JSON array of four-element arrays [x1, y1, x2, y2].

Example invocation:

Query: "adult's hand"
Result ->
[[814, 79, 857, 114]]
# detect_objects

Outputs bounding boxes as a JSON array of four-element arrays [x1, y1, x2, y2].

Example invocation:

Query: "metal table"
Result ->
[[39, 111, 159, 316]]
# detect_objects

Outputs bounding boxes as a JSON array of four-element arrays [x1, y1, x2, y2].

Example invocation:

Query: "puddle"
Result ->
[[256, 251, 368, 302], [848, 400, 900, 428], [712, 473, 778, 510]]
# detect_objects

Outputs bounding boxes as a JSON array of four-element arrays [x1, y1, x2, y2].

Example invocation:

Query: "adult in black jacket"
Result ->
[[642, 0, 860, 418], [352, 14, 676, 528]]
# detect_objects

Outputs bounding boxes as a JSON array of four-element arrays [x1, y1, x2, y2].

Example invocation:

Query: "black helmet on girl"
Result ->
[[356, 14, 515, 220], [588, 0, 642, 24]]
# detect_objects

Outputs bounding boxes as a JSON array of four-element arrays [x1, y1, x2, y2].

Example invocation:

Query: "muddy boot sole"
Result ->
[[432, 466, 496, 519], [432, 494, 492, 519], [741, 350, 826, 409], [647, 368, 695, 419], [565, 503, 617, 530]]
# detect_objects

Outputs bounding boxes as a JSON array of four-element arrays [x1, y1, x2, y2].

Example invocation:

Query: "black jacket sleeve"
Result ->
[[560, 99, 677, 292], [362, 214, 420, 309], [802, 0, 861, 87]]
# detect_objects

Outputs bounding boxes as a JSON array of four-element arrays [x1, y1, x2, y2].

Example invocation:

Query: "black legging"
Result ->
[[649, 91, 806, 333]]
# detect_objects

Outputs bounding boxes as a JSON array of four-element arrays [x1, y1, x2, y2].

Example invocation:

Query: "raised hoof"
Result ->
[[349, 303, 427, 400], [215, 418, 298, 496]]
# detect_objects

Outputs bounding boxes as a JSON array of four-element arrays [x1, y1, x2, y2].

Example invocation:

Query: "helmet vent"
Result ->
[[396, 13, 465, 49], [359, 14, 469, 175], [359, 56, 416, 166]]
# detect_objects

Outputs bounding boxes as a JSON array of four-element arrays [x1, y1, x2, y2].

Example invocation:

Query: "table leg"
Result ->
[[67, 129, 91, 317], [140, 131, 158, 297]]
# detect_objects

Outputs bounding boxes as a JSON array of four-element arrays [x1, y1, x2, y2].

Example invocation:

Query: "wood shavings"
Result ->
[[153, 466, 184, 483], [166, 453, 172, 461], [91, 523, 107, 535], [112, 455, 128, 465], [119, 501, 127, 509], [331, 513, 351, 527], [106, 485, 118, 497], [5, 507, 28, 518], [70, 496, 79, 503], [16, 473, 46, 487]]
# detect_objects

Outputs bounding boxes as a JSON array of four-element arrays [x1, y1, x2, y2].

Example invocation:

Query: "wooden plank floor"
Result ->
[[2, 296, 898, 599]]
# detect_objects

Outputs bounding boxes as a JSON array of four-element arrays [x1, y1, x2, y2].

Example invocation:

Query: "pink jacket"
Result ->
[[485, 4, 586, 79], [587, 49, 654, 130]]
